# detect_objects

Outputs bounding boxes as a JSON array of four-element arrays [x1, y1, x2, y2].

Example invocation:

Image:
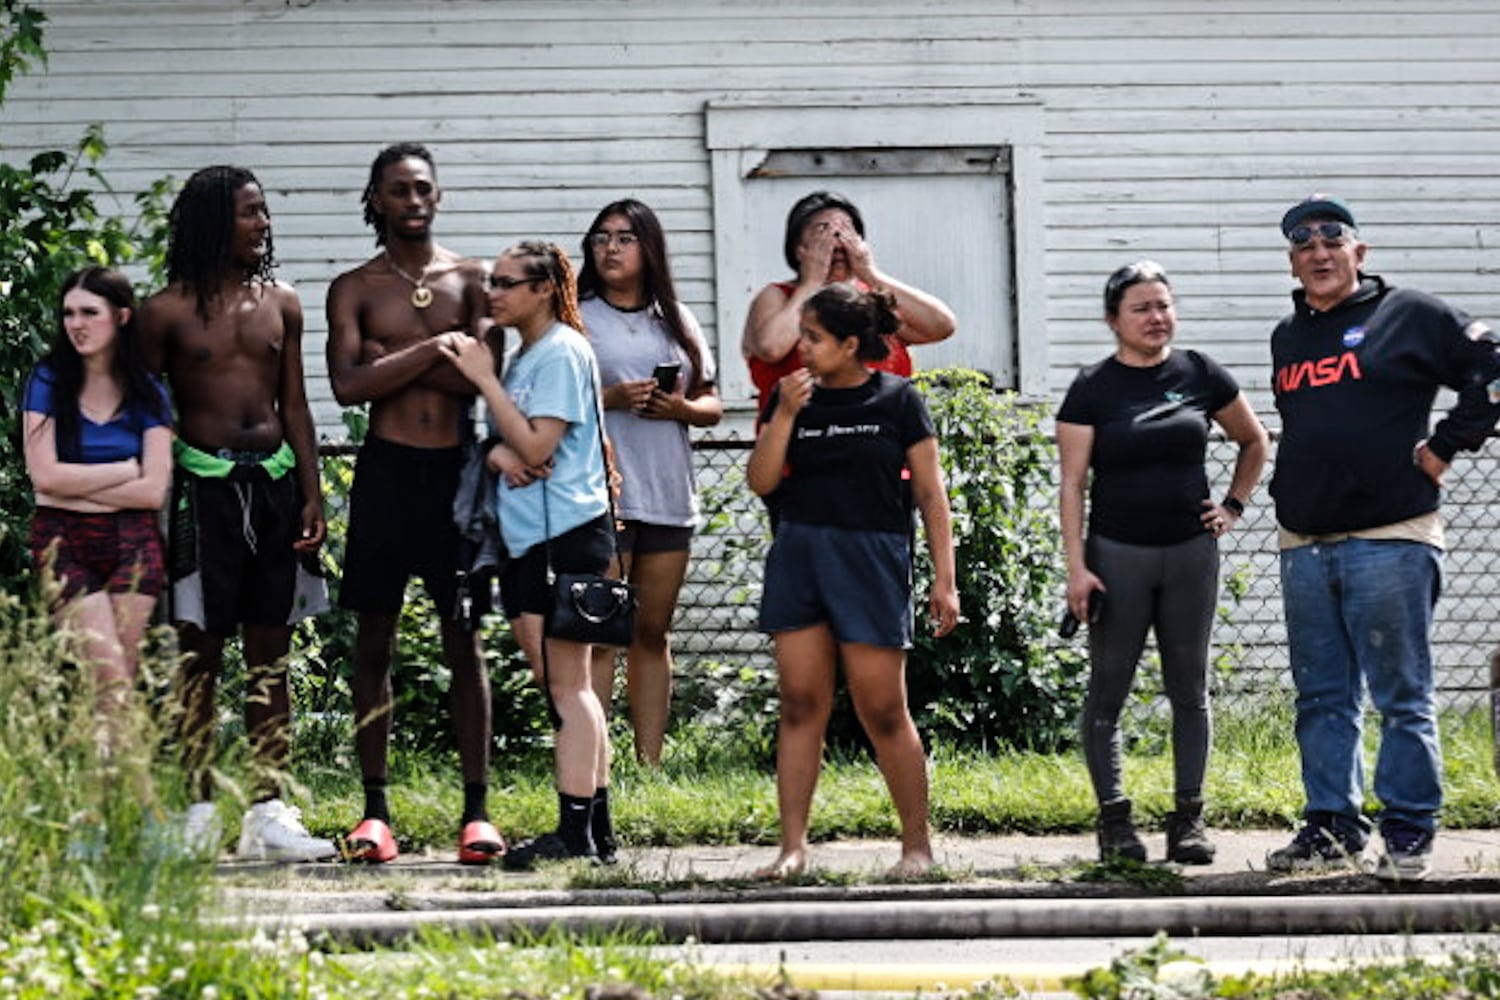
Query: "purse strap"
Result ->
[[536, 346, 622, 729], [540, 361, 623, 583]]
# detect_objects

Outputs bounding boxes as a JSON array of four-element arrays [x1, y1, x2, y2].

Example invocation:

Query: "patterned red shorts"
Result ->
[[28, 507, 165, 602]]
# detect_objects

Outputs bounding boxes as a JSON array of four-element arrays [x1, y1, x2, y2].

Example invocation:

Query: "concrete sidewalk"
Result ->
[[216, 829, 1500, 993], [217, 828, 1500, 928]]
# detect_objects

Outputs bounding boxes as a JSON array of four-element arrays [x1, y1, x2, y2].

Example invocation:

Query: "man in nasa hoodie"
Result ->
[[1265, 195, 1500, 882]]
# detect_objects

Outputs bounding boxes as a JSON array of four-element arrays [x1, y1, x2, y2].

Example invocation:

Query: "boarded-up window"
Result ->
[[707, 94, 1047, 412], [742, 148, 1014, 386]]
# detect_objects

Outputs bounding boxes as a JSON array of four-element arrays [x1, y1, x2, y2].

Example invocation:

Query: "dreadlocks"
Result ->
[[166, 165, 276, 321], [361, 142, 436, 246]]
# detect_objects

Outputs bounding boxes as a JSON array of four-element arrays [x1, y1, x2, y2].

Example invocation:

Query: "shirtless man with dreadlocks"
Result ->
[[324, 142, 503, 866], [140, 165, 335, 863]]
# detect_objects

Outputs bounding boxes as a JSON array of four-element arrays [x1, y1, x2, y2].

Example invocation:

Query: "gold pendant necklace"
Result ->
[[386, 251, 435, 309]]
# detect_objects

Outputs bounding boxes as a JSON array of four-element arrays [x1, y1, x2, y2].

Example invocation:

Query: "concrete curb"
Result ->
[[230, 892, 1500, 948]]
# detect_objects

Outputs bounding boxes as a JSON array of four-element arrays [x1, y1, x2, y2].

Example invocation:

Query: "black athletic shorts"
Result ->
[[339, 435, 465, 616], [499, 514, 614, 620], [169, 464, 318, 637]]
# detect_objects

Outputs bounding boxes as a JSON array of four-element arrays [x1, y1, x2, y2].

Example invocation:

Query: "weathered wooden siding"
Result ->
[[4, 0, 1500, 434]]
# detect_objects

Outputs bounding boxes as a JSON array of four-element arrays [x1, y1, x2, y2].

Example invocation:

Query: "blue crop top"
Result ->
[[23, 363, 171, 464]]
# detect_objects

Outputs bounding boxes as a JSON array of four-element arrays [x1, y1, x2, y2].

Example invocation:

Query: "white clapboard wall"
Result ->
[[3, 0, 1500, 437]]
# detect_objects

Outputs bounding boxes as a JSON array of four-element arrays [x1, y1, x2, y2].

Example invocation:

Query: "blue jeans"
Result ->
[[1279, 538, 1443, 836]]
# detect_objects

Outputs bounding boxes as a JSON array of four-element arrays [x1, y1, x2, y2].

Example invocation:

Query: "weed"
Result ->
[[1075, 858, 1189, 892]]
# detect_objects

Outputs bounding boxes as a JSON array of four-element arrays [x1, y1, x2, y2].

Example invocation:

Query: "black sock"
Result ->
[[591, 787, 616, 851], [462, 782, 489, 824], [558, 792, 594, 855], [362, 778, 390, 825]]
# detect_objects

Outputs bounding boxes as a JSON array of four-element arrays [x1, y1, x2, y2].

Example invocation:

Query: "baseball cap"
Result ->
[[1281, 195, 1357, 238]]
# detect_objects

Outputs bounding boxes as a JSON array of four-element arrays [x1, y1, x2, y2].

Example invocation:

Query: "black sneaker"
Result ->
[[501, 831, 594, 871], [593, 831, 619, 867], [1374, 823, 1434, 882], [1266, 820, 1366, 873]]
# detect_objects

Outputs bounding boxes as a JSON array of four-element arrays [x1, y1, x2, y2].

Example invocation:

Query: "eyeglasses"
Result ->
[[588, 231, 638, 248], [485, 274, 535, 291], [1288, 221, 1354, 248]]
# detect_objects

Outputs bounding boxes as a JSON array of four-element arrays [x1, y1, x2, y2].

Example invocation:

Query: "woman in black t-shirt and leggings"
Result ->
[[1057, 261, 1267, 865]]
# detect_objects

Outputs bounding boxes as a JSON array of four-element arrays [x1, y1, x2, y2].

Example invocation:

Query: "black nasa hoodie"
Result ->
[[1270, 274, 1500, 536]]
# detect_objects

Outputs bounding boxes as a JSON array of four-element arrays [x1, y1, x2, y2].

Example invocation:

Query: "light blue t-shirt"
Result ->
[[495, 322, 609, 557]]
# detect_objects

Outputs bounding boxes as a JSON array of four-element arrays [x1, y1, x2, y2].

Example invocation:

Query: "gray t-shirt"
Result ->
[[580, 295, 716, 527]]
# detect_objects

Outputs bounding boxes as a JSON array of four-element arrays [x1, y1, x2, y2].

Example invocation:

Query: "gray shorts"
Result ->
[[759, 520, 912, 649]]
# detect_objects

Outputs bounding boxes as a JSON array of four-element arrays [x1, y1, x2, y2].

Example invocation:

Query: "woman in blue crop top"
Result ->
[[22, 267, 173, 746]]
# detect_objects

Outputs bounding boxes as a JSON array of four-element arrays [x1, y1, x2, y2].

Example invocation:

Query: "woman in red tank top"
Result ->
[[741, 191, 956, 420]]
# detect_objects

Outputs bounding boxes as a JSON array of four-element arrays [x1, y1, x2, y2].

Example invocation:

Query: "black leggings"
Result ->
[[1081, 532, 1218, 806]]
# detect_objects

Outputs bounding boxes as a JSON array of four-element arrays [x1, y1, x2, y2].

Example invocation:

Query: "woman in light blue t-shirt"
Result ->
[[441, 241, 617, 869]]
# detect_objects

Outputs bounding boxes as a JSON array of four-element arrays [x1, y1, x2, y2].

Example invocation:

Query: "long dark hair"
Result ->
[[362, 141, 436, 247], [577, 198, 706, 394], [35, 267, 169, 461], [166, 165, 276, 320], [804, 282, 898, 362]]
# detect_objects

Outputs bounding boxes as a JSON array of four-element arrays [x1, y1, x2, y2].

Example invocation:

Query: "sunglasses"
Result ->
[[1288, 221, 1354, 247], [485, 274, 537, 291]]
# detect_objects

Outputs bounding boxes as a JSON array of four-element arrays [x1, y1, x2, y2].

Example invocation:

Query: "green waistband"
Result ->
[[174, 439, 296, 479]]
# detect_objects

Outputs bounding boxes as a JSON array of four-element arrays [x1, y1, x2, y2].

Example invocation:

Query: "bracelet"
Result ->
[[1221, 496, 1245, 517]]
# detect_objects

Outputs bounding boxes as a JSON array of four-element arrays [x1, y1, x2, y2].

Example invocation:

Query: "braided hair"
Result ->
[[577, 198, 706, 394], [37, 267, 169, 461], [804, 282, 899, 362], [166, 165, 275, 320], [361, 141, 436, 247], [504, 240, 583, 332]]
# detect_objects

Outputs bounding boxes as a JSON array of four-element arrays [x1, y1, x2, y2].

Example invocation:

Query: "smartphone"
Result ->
[[651, 361, 682, 394], [1058, 589, 1105, 639]]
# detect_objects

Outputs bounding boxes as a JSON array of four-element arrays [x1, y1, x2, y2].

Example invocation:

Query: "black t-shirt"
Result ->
[[1056, 349, 1239, 546], [765, 370, 935, 534]]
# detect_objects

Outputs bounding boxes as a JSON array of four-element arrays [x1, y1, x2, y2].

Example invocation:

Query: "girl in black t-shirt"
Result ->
[[1056, 261, 1268, 866], [747, 282, 959, 880]]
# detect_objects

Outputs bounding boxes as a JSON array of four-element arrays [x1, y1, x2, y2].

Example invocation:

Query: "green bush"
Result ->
[[0, 1, 172, 594], [909, 368, 1087, 752]]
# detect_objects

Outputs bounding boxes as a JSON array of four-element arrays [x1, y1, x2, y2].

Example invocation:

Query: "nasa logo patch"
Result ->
[[1342, 326, 1366, 348]]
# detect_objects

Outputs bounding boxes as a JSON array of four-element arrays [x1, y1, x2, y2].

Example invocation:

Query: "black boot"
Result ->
[[1166, 796, 1216, 865], [1097, 797, 1147, 862]]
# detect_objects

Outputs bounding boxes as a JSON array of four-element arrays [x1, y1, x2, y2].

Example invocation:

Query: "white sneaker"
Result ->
[[237, 799, 337, 862], [181, 801, 222, 859]]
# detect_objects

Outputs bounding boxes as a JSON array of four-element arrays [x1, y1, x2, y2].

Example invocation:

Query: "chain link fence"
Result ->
[[319, 431, 1500, 717]]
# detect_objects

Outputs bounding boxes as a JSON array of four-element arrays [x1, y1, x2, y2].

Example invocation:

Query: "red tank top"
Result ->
[[747, 282, 913, 411]]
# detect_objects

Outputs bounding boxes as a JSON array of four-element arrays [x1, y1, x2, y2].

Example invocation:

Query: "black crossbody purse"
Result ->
[[540, 374, 635, 648]]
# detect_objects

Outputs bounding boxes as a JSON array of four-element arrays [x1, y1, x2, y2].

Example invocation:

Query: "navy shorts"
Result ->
[[759, 520, 913, 649], [500, 514, 614, 619]]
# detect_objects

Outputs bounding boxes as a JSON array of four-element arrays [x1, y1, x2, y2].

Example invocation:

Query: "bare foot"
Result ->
[[889, 851, 934, 880], [754, 848, 808, 880]]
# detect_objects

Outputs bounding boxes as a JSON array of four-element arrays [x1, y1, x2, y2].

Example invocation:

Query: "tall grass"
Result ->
[[0, 585, 211, 935]]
